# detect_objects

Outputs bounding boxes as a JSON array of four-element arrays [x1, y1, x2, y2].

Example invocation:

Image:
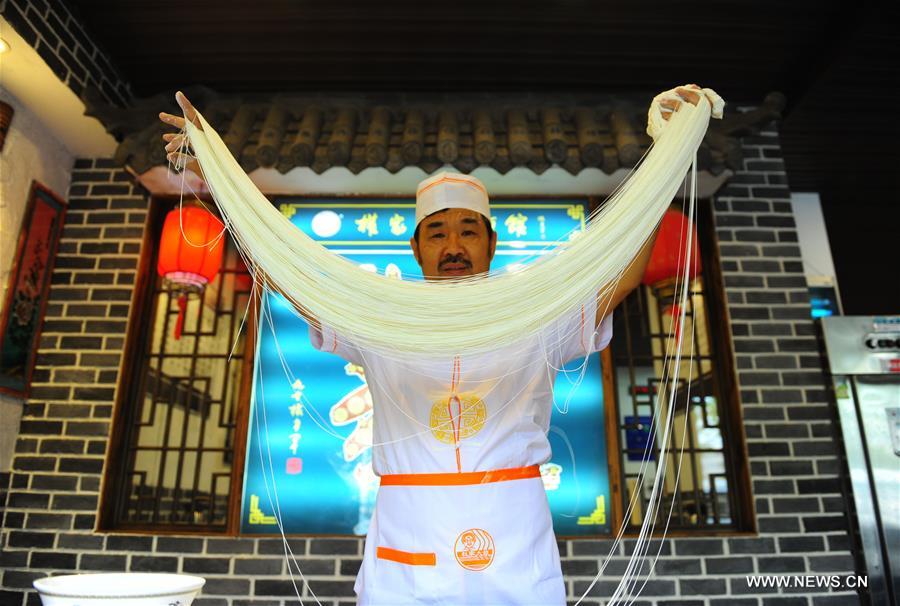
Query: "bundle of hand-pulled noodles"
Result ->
[[182, 88, 723, 358]]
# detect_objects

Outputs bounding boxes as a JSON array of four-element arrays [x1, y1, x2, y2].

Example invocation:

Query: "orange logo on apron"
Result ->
[[454, 528, 495, 571]]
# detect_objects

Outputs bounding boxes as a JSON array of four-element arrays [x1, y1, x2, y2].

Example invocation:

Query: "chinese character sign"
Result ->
[[241, 199, 610, 535]]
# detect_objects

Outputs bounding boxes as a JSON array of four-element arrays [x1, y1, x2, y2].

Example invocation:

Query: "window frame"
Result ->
[[601, 197, 755, 536], [99, 195, 257, 535]]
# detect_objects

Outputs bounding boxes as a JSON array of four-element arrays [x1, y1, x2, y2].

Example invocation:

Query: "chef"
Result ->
[[308, 170, 614, 605], [159, 84, 709, 605]]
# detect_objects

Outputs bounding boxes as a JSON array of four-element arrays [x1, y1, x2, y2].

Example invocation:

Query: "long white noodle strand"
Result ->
[[182, 95, 717, 360], [239, 198, 699, 603], [573, 154, 701, 605], [170, 89, 719, 602], [622, 159, 700, 606], [617, 158, 698, 605], [248, 166, 698, 605], [617, 151, 700, 605], [251, 306, 321, 605]]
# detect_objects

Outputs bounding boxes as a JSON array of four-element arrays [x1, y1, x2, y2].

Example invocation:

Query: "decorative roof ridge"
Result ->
[[81, 85, 785, 177]]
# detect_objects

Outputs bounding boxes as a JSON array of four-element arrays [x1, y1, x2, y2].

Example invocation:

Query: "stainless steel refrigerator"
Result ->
[[821, 316, 900, 606]]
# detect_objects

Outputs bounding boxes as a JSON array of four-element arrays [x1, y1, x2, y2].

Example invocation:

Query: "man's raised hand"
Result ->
[[646, 84, 725, 140], [659, 84, 703, 120], [159, 91, 203, 177]]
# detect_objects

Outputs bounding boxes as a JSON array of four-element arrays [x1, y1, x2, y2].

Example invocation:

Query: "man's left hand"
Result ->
[[646, 84, 725, 140], [659, 84, 703, 121]]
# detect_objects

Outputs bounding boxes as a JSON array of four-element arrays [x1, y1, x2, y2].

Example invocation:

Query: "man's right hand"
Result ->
[[646, 84, 724, 140], [159, 91, 203, 178]]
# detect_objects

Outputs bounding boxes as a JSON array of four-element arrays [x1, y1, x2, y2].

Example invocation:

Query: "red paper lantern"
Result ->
[[642, 208, 702, 342], [642, 208, 702, 287], [158, 206, 225, 287], [157, 205, 225, 339]]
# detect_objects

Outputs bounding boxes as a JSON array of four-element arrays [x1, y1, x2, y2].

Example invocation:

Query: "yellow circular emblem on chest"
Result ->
[[429, 393, 486, 444]]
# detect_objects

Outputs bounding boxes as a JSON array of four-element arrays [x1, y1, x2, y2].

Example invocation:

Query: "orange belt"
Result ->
[[379, 464, 541, 486]]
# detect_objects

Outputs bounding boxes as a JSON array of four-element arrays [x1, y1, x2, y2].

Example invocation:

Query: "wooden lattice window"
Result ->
[[101, 199, 254, 533], [607, 200, 753, 533]]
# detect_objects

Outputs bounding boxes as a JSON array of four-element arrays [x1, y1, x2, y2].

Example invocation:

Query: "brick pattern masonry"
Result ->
[[0, 0, 133, 107], [0, 132, 864, 605]]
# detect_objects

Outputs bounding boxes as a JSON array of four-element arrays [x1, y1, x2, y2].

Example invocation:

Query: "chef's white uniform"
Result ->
[[309, 297, 613, 605]]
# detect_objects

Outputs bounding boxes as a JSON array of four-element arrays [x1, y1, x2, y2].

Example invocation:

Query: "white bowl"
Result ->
[[33, 573, 205, 606]]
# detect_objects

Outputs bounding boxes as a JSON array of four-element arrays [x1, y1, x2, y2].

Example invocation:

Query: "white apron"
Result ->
[[309, 297, 612, 605]]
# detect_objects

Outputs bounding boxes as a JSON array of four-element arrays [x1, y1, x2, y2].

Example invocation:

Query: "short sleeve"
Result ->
[[307, 322, 365, 366], [545, 296, 614, 365]]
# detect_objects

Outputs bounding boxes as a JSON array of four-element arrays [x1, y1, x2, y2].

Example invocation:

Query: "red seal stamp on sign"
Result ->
[[454, 528, 495, 571]]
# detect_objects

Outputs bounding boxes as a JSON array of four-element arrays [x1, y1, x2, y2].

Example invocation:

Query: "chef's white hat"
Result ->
[[415, 171, 491, 228]]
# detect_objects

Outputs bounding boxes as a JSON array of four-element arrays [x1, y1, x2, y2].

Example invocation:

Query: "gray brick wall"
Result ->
[[0, 129, 865, 605], [0, 0, 133, 107]]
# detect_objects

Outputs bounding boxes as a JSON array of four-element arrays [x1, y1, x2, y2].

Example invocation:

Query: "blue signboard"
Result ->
[[241, 199, 612, 536], [809, 285, 840, 318]]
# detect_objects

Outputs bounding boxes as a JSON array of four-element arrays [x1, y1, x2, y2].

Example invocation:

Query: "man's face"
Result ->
[[410, 208, 497, 280]]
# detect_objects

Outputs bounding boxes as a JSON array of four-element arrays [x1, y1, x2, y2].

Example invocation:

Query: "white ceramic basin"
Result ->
[[33, 573, 205, 606]]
